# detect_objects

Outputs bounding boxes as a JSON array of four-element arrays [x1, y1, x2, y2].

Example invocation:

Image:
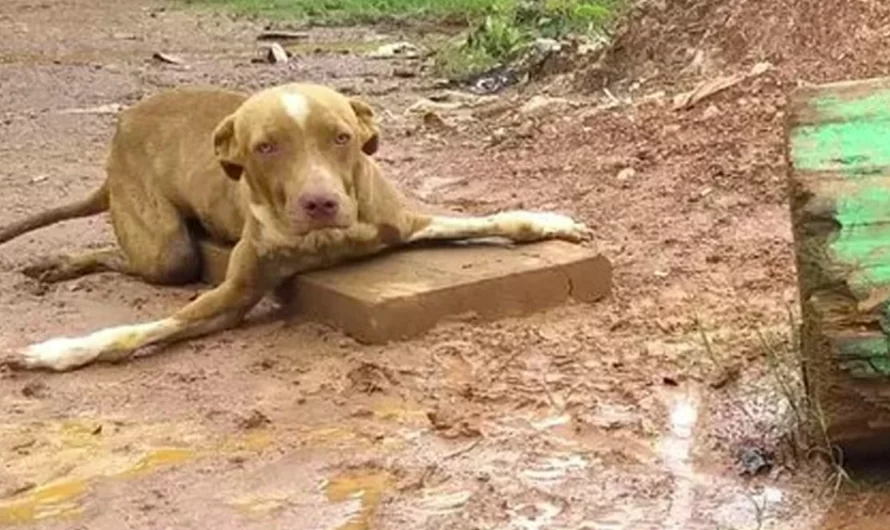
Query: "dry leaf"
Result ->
[[257, 30, 309, 41], [152, 52, 185, 65]]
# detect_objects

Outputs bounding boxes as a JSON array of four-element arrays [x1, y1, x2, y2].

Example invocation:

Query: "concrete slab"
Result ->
[[198, 239, 612, 344]]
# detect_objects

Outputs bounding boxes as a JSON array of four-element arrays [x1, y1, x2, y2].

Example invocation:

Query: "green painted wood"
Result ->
[[792, 121, 890, 172], [812, 91, 890, 124], [788, 75, 890, 454], [790, 83, 890, 373]]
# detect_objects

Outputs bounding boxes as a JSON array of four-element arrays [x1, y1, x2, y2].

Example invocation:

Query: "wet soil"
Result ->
[[0, 0, 883, 528]]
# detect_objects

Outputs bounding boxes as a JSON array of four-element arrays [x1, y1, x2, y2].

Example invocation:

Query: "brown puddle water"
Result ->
[[1, 402, 422, 528], [0, 420, 273, 527], [0, 447, 197, 526], [0, 480, 88, 525], [227, 399, 425, 520], [323, 468, 394, 530]]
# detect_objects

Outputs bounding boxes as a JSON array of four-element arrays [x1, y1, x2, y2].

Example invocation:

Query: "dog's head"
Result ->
[[211, 83, 379, 239]]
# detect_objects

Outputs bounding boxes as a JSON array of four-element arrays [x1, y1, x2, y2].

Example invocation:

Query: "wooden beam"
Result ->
[[198, 239, 612, 345], [787, 75, 890, 456]]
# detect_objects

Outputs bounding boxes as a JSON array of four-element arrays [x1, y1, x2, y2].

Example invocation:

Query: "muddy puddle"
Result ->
[[0, 419, 268, 526], [0, 396, 433, 527], [0, 387, 827, 529], [323, 468, 394, 530]]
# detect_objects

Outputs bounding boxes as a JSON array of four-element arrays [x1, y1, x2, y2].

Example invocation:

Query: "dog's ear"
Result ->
[[212, 114, 243, 180], [349, 97, 380, 156]]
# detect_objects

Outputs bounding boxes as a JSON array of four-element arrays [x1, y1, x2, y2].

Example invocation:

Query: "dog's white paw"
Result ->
[[16, 336, 100, 372], [496, 211, 591, 243], [10, 319, 178, 372]]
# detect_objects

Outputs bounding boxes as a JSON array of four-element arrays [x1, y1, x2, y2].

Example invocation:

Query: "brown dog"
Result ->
[[0, 83, 590, 372]]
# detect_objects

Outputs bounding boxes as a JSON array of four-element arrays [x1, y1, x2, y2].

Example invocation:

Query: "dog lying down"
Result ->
[[0, 82, 590, 372]]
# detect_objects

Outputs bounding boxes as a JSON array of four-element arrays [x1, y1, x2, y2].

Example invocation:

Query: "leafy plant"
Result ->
[[435, 0, 621, 77]]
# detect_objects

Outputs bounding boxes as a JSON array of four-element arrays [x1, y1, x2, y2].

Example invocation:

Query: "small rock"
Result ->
[[427, 406, 481, 439], [392, 67, 417, 78], [261, 42, 289, 64], [257, 358, 276, 370], [709, 365, 740, 389], [368, 41, 422, 59], [237, 410, 271, 430], [519, 95, 570, 116], [347, 362, 394, 394], [351, 407, 374, 418], [749, 61, 772, 76], [736, 446, 773, 476], [533, 37, 562, 54], [21, 380, 48, 398], [702, 104, 720, 120], [589, 403, 638, 431], [616, 167, 636, 182], [515, 120, 536, 138], [422, 111, 453, 131], [577, 39, 605, 56], [407, 98, 463, 114], [642, 90, 667, 106]]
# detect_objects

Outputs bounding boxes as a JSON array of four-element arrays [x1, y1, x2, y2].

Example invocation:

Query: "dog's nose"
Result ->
[[298, 193, 340, 220]]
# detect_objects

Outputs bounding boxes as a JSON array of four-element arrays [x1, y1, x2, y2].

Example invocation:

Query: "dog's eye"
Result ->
[[254, 141, 277, 155], [334, 132, 351, 145]]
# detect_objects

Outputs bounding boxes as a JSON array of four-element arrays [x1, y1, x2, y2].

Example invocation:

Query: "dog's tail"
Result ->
[[0, 181, 110, 245]]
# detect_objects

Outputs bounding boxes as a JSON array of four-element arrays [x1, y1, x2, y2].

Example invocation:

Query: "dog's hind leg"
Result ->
[[100, 167, 202, 286], [20, 197, 202, 286], [22, 248, 131, 283]]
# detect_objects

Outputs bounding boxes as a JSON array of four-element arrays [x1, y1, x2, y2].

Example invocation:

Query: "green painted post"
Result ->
[[787, 76, 890, 455]]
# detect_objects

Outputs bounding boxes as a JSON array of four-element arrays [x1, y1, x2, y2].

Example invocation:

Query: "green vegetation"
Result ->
[[435, 0, 622, 78], [185, 0, 624, 78]]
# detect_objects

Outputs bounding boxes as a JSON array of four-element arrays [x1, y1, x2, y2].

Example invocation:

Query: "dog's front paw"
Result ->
[[534, 212, 592, 243], [499, 211, 592, 243], [11, 337, 96, 372]]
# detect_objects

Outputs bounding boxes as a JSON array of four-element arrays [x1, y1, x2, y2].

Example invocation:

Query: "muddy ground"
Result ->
[[0, 0, 888, 528]]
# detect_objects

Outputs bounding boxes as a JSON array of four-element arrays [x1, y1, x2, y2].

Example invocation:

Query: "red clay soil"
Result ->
[[0, 0, 887, 528], [580, 0, 890, 90]]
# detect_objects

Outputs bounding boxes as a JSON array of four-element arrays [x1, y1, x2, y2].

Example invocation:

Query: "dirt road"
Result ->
[[0, 0, 874, 528]]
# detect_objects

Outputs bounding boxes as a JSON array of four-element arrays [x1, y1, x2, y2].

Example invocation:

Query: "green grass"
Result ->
[[186, 0, 619, 26], [186, 0, 503, 24], [184, 0, 624, 78]]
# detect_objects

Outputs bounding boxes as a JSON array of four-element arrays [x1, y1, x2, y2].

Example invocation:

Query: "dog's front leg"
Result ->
[[12, 240, 272, 372], [407, 210, 591, 244]]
